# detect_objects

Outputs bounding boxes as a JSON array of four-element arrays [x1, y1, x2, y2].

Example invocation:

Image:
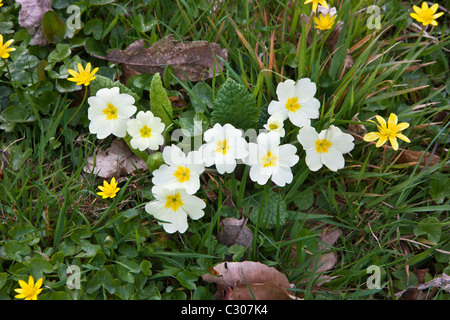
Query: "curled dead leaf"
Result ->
[[398, 150, 443, 168], [202, 261, 296, 300], [83, 139, 147, 179]]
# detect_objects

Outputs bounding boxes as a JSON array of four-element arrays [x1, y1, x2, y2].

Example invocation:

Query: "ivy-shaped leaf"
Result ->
[[211, 78, 259, 132], [150, 72, 173, 130], [90, 75, 140, 102]]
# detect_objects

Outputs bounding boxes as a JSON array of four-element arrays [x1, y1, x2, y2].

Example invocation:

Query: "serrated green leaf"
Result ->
[[89, 75, 140, 102], [150, 73, 173, 129], [211, 78, 258, 131]]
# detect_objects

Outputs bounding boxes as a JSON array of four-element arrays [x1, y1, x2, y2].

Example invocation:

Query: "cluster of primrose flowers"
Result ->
[[68, 59, 411, 235], [5, 0, 444, 300]]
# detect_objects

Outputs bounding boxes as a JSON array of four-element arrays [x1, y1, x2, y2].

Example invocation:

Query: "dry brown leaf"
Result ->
[[202, 261, 296, 300], [309, 228, 341, 273], [398, 150, 442, 168], [16, 0, 52, 46], [94, 35, 228, 83], [231, 282, 298, 300], [83, 139, 147, 179], [395, 273, 450, 300], [217, 217, 253, 250]]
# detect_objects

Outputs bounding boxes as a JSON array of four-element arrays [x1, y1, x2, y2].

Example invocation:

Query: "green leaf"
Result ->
[[211, 78, 258, 131], [414, 216, 441, 244], [150, 73, 173, 129], [48, 43, 71, 64], [146, 152, 164, 172], [178, 110, 209, 137], [190, 82, 213, 113], [429, 176, 450, 204], [4, 240, 31, 262], [140, 260, 152, 276], [246, 189, 289, 229], [42, 11, 66, 43], [1, 106, 36, 124], [90, 75, 140, 102], [176, 270, 198, 291], [84, 19, 103, 40]]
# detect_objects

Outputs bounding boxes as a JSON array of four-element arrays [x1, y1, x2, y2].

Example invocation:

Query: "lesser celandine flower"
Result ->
[[245, 132, 299, 187], [268, 78, 320, 128], [152, 145, 205, 195], [97, 177, 120, 199], [199, 123, 248, 174], [410, 2, 444, 26], [14, 276, 43, 300], [313, 12, 336, 30], [127, 111, 165, 151], [145, 186, 205, 234], [297, 125, 354, 172], [0, 34, 16, 59], [304, 0, 328, 12], [263, 114, 286, 137], [363, 113, 410, 151], [0, 0, 3, 7], [87, 87, 137, 139], [67, 62, 99, 86]]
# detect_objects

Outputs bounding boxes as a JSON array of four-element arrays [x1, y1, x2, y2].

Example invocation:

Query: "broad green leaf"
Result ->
[[84, 19, 103, 40], [146, 152, 164, 172], [178, 110, 208, 137], [176, 270, 197, 291], [150, 73, 173, 129], [42, 11, 66, 43], [414, 216, 442, 244], [190, 82, 213, 113], [211, 78, 258, 131], [4, 240, 31, 262]]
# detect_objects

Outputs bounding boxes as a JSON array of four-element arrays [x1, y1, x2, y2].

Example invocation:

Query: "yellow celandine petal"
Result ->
[[67, 62, 99, 86], [0, 34, 16, 59], [313, 13, 336, 30], [363, 113, 410, 151], [304, 0, 328, 12], [14, 276, 43, 300], [409, 2, 444, 26], [96, 177, 120, 199]]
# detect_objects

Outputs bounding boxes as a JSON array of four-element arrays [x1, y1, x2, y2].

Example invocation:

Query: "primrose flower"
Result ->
[[145, 186, 205, 234], [363, 113, 410, 151], [87, 87, 137, 139], [199, 123, 248, 174], [152, 145, 205, 195], [0, 34, 16, 59], [14, 276, 43, 300], [314, 12, 336, 30], [127, 111, 165, 151], [304, 0, 329, 12], [67, 62, 99, 86], [297, 125, 354, 172], [410, 2, 444, 26], [97, 177, 120, 199], [268, 78, 321, 128], [245, 132, 299, 187], [263, 114, 286, 137]]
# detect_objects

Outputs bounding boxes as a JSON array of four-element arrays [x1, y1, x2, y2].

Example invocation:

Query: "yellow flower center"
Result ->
[[216, 139, 230, 155], [261, 151, 278, 168], [140, 125, 152, 138], [285, 97, 301, 112], [102, 103, 118, 120], [165, 193, 183, 211], [315, 139, 332, 153], [269, 123, 279, 130], [174, 166, 190, 183]]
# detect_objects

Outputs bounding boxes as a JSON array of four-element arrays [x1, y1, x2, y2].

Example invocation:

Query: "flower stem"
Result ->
[[66, 85, 88, 126]]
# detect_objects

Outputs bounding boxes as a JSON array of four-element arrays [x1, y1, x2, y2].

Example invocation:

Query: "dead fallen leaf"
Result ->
[[398, 150, 442, 168], [217, 217, 253, 250], [395, 273, 450, 300], [16, 0, 52, 46], [83, 139, 148, 179], [309, 228, 341, 273], [202, 261, 296, 300], [92, 35, 228, 83]]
